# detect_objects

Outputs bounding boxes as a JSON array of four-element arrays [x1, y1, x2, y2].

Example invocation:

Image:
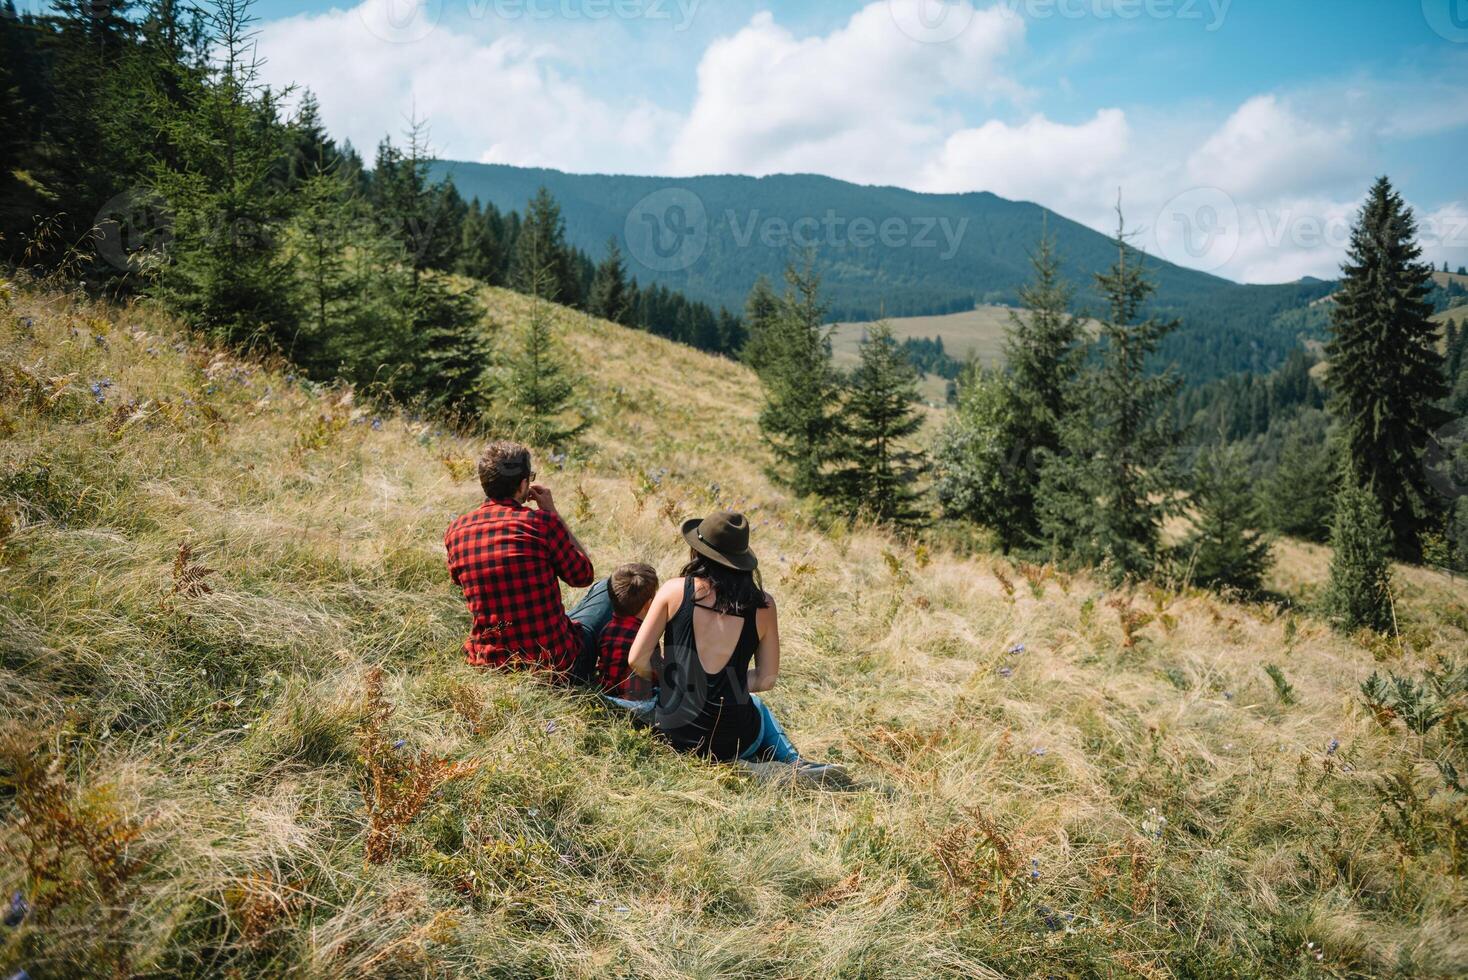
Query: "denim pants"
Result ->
[[566, 578, 615, 685], [603, 692, 799, 764]]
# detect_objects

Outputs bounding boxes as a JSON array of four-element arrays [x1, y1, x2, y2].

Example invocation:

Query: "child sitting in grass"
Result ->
[[596, 563, 660, 699]]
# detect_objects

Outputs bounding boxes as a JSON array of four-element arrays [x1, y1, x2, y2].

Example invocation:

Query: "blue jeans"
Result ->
[[604, 693, 799, 764], [567, 578, 615, 685]]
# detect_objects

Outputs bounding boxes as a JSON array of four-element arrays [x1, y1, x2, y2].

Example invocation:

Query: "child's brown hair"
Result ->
[[609, 563, 658, 616]]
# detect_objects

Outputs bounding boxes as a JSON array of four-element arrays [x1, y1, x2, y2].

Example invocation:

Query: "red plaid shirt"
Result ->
[[444, 498, 594, 673], [596, 613, 656, 699]]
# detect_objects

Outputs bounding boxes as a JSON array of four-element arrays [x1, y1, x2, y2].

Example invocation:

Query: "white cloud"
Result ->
[[257, 0, 680, 173], [666, 2, 1025, 183], [254, 0, 1468, 283], [918, 108, 1131, 205], [1185, 95, 1355, 201]]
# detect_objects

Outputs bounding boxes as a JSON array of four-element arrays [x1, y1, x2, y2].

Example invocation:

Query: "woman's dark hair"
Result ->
[[681, 551, 769, 616]]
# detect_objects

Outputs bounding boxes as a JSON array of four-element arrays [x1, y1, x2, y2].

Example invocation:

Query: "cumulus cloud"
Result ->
[[918, 108, 1131, 204], [255, 0, 1468, 283], [257, 0, 680, 173], [1185, 95, 1356, 201], [666, 2, 1025, 183]]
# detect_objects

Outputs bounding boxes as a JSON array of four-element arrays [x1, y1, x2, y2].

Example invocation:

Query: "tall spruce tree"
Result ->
[[510, 186, 577, 306], [833, 322, 925, 524], [740, 275, 782, 373], [1326, 177, 1449, 563], [1325, 481, 1395, 633], [152, 0, 297, 347], [507, 267, 587, 447], [1184, 443, 1272, 594], [934, 365, 1030, 549], [369, 117, 459, 281], [999, 233, 1085, 543], [403, 275, 492, 420], [1259, 431, 1337, 543], [757, 261, 842, 497], [588, 237, 631, 324], [1037, 208, 1183, 579], [288, 167, 367, 367]]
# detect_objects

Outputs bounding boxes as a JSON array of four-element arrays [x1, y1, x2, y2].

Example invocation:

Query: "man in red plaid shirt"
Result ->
[[445, 441, 602, 678]]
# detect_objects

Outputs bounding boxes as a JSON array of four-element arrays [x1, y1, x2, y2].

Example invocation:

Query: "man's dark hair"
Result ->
[[609, 563, 659, 616], [478, 441, 532, 500]]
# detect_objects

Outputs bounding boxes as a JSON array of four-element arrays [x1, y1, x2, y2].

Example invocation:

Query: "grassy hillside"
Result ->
[[830, 306, 1015, 369], [3, 276, 1468, 978], [431, 161, 1336, 384]]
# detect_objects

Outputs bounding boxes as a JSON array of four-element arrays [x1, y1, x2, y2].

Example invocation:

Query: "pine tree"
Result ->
[[506, 268, 587, 447], [740, 275, 781, 372], [757, 261, 843, 497], [995, 232, 1085, 545], [151, 0, 297, 347], [288, 168, 367, 367], [934, 365, 1031, 547], [369, 117, 459, 280], [455, 198, 510, 285], [1259, 431, 1337, 543], [1446, 317, 1465, 382], [1184, 443, 1272, 593], [833, 322, 925, 524], [510, 186, 577, 306], [588, 237, 630, 324], [1037, 207, 1183, 580], [283, 90, 341, 185], [404, 275, 492, 421], [717, 308, 746, 356], [1325, 481, 1395, 633], [1326, 176, 1450, 563]]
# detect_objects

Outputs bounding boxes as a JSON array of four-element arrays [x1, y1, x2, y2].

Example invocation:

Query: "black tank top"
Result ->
[[654, 577, 762, 761]]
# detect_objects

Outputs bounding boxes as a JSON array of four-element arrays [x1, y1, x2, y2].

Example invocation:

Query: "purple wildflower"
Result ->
[[1031, 747, 1047, 757], [997, 666, 1013, 678], [371, 418, 383, 431], [1008, 643, 1026, 655], [1030, 859, 1040, 881], [1327, 738, 1340, 756], [4, 891, 28, 927]]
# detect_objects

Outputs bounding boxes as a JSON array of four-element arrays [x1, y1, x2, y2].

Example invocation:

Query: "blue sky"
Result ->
[[30, 0, 1465, 281]]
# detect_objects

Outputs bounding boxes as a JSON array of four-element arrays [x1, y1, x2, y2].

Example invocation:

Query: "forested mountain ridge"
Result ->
[[432, 160, 1338, 382]]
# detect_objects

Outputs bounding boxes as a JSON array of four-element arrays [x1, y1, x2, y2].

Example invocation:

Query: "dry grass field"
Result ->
[[2, 274, 1467, 978]]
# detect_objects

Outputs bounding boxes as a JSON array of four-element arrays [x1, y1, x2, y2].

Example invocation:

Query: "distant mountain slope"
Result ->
[[431, 161, 1336, 382]]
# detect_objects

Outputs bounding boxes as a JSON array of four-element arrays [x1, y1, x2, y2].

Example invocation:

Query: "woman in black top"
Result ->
[[628, 511, 802, 764]]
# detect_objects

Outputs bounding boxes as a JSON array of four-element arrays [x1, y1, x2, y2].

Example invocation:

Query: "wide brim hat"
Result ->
[[681, 510, 758, 572]]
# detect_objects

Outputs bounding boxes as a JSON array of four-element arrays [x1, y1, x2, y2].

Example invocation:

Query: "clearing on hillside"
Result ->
[[3, 278, 1467, 978]]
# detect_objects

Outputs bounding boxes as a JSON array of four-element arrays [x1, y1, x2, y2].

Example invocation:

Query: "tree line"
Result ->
[[752, 178, 1467, 635], [0, 0, 742, 443]]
